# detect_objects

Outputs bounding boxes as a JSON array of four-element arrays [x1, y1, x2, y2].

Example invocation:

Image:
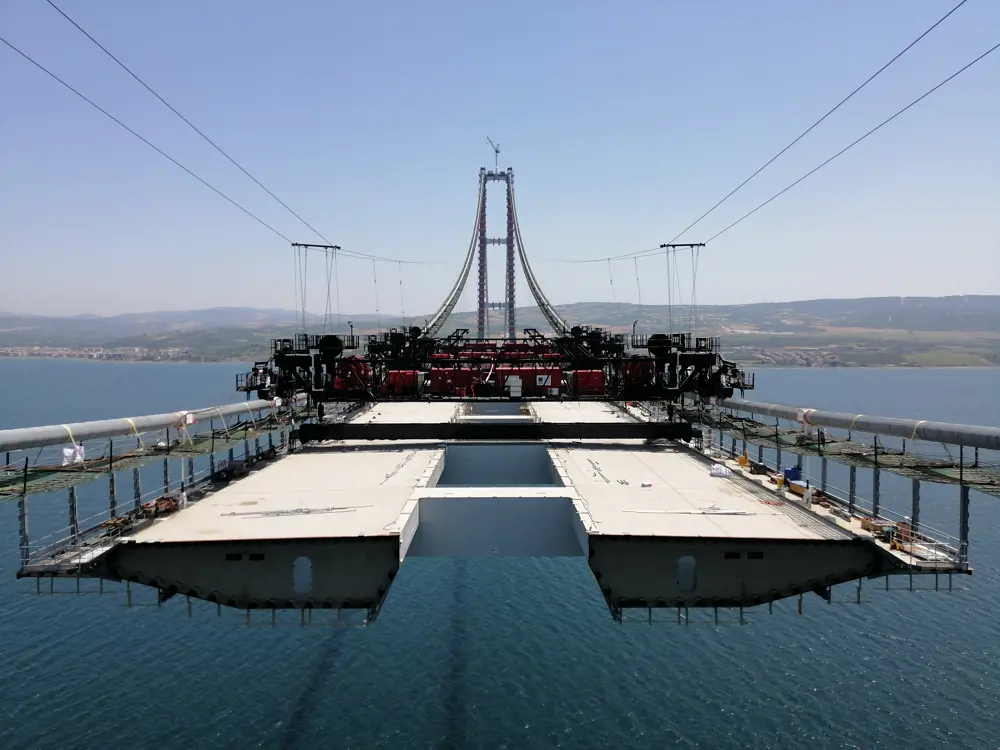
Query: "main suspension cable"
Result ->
[[666, 0, 972, 245], [4, 32, 430, 265], [0, 37, 292, 243], [706, 39, 1000, 243], [553, 0, 977, 266], [43, 0, 335, 246]]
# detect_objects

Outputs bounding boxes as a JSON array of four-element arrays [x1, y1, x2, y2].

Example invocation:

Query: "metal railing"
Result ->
[[703, 432, 964, 567]]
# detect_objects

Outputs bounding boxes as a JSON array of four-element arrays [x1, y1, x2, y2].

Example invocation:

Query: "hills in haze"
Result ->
[[2, 295, 999, 367]]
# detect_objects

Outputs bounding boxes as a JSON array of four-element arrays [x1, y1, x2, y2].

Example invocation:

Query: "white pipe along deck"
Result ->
[[0, 395, 307, 452]]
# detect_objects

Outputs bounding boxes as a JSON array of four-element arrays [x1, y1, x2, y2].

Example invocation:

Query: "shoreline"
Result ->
[[1, 355, 997, 370]]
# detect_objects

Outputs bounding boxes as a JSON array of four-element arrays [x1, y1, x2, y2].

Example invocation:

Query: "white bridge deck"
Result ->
[[126, 401, 846, 547], [535, 401, 848, 542], [129, 403, 454, 544], [551, 444, 848, 541], [35, 400, 951, 615]]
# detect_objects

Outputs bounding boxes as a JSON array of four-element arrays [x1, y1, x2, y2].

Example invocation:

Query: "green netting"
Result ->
[[689, 408, 1000, 497], [0, 408, 304, 498]]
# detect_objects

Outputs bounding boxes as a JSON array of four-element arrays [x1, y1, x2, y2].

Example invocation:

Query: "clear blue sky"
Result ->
[[2, 0, 997, 317]]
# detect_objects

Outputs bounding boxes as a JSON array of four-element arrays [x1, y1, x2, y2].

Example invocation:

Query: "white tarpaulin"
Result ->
[[61, 443, 85, 466], [709, 463, 732, 478]]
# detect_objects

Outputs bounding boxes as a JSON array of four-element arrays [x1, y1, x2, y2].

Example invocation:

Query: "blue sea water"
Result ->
[[0, 359, 998, 749]]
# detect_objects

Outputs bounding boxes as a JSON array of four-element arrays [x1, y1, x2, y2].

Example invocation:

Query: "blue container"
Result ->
[[783, 466, 801, 483]]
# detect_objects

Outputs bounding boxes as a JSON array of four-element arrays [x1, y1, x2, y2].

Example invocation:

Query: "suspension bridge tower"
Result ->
[[476, 166, 517, 339], [420, 161, 566, 340]]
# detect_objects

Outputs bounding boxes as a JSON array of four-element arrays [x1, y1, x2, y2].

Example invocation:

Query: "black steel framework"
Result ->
[[297, 420, 697, 443], [238, 326, 754, 408]]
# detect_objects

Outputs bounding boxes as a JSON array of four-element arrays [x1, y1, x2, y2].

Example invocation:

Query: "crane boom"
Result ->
[[486, 137, 500, 169]]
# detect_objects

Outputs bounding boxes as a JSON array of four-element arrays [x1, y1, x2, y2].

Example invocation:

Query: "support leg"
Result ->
[[18, 493, 30, 570], [959, 484, 970, 564], [849, 465, 856, 515], [872, 467, 881, 518], [68, 486, 79, 544]]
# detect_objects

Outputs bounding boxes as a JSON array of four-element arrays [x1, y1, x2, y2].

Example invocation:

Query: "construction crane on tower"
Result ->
[[487, 136, 500, 170]]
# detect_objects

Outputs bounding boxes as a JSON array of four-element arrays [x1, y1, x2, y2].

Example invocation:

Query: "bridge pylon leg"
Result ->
[[506, 174, 516, 339], [476, 170, 488, 338]]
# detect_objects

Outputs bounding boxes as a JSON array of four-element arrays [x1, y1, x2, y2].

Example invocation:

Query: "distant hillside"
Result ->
[[3, 296, 999, 367], [3, 296, 999, 342], [0, 307, 345, 347]]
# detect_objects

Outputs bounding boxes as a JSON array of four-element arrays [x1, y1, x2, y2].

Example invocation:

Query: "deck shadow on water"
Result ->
[[278, 632, 343, 750]]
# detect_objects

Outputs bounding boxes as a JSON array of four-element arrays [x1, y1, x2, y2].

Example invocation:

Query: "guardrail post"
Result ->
[[848, 465, 856, 515], [133, 467, 141, 510], [959, 445, 969, 564], [108, 439, 117, 518], [68, 486, 79, 544], [163, 458, 169, 493], [911, 479, 921, 533], [187, 457, 195, 487], [774, 422, 781, 469], [18, 459, 29, 570], [871, 439, 881, 518], [959, 485, 970, 564], [821, 457, 828, 492]]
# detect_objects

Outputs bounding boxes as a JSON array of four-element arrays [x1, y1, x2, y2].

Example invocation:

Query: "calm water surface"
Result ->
[[0, 360, 998, 749]]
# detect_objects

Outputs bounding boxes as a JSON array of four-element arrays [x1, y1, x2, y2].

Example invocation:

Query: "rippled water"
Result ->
[[1, 360, 998, 749]]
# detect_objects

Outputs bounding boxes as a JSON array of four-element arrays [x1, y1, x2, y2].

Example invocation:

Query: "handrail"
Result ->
[[719, 397, 1000, 451], [0, 394, 306, 453]]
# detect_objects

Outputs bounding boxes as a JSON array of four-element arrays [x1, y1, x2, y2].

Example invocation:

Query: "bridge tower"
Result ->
[[421, 166, 567, 339], [476, 167, 517, 339]]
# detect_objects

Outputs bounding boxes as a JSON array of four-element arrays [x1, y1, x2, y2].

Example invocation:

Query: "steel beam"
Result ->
[[298, 421, 695, 443]]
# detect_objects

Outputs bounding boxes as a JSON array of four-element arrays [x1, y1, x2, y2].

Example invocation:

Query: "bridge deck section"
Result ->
[[128, 403, 456, 544], [550, 443, 849, 541], [531, 401, 634, 425], [534, 401, 845, 541]]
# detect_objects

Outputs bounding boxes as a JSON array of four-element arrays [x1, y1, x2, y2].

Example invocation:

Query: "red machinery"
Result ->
[[242, 327, 754, 404]]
